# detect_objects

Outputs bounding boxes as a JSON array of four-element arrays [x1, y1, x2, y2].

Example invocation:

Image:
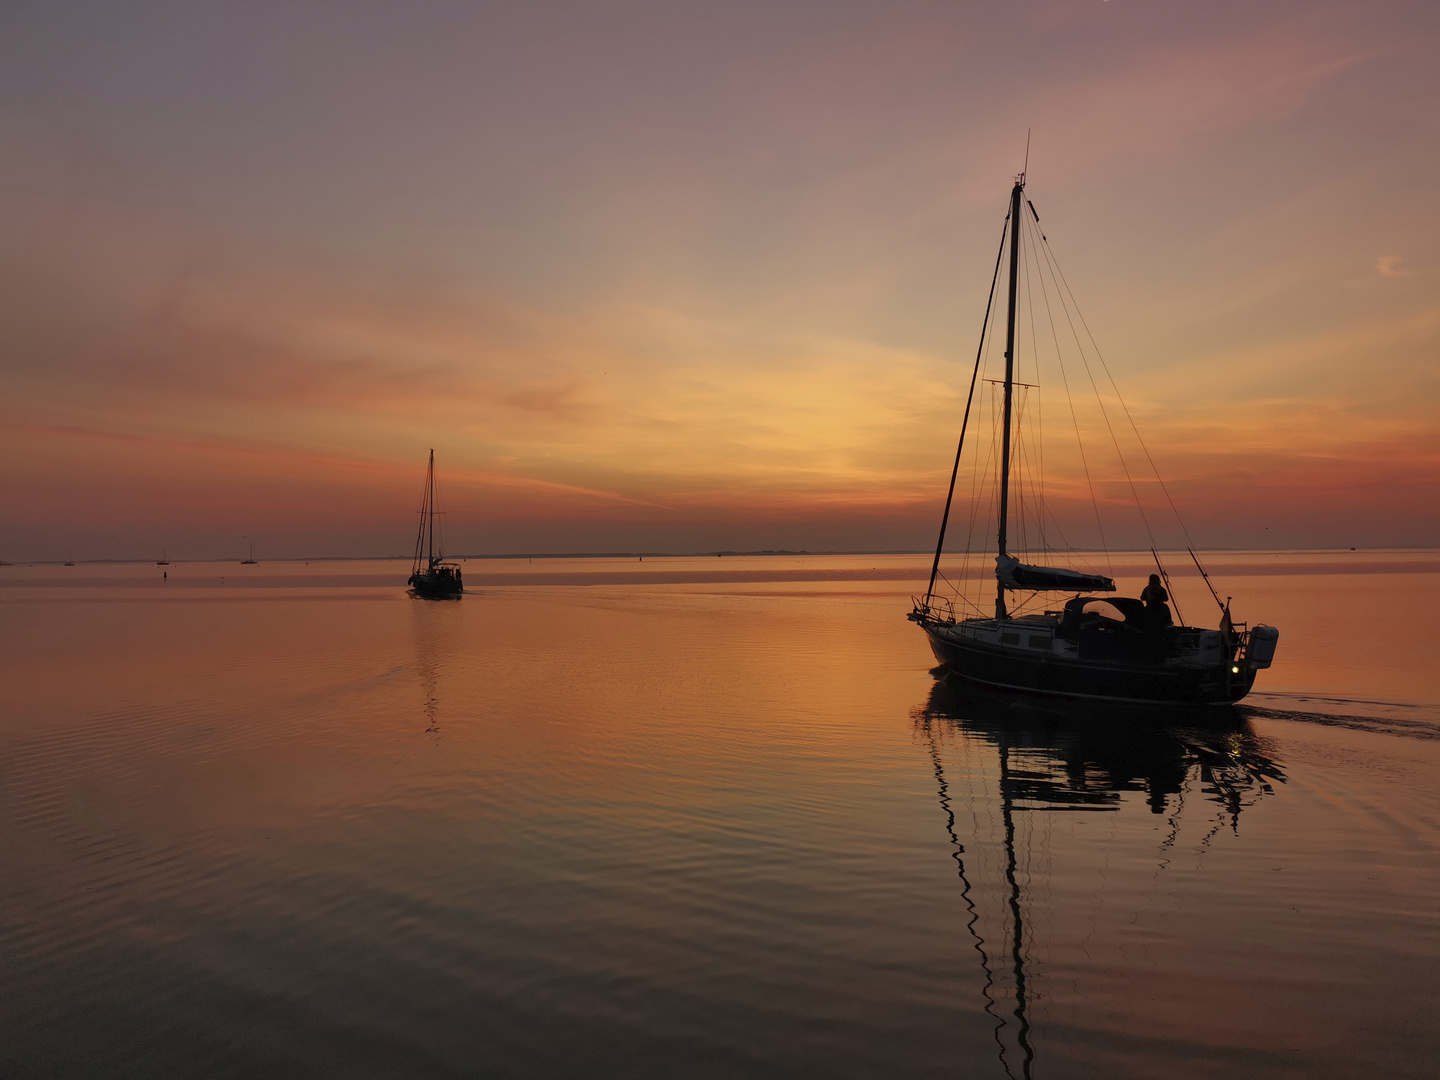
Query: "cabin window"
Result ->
[[1081, 601, 1126, 622], [1000, 633, 1020, 645]]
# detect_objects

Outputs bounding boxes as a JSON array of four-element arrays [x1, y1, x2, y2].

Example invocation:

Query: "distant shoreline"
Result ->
[[5, 546, 1437, 567]]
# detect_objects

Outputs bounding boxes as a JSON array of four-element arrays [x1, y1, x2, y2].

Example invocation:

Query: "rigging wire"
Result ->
[[433, 463, 448, 560], [1042, 235, 1232, 615], [958, 370, 1003, 615], [1012, 228, 1105, 594], [967, 239, 1010, 609], [1035, 222, 1239, 617], [1033, 233, 1160, 556], [1150, 548, 1187, 627], [1013, 213, 1109, 579], [1019, 212, 1048, 553], [1013, 387, 1032, 555], [1040, 234, 1203, 556], [1031, 249, 1048, 555], [924, 214, 1012, 607], [1023, 211, 1113, 578]]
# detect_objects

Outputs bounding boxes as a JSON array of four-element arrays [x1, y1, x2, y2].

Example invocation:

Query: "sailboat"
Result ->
[[407, 450, 463, 598], [240, 543, 258, 565], [909, 172, 1278, 706], [157, 549, 170, 566]]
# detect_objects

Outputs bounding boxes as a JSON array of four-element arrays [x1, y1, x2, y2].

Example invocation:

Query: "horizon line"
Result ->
[[5, 544, 1436, 567]]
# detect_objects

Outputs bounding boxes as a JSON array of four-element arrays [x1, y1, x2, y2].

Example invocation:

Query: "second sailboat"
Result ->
[[408, 450, 463, 598]]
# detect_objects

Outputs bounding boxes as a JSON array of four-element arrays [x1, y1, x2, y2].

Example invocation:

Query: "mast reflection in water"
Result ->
[[916, 680, 1287, 1079]]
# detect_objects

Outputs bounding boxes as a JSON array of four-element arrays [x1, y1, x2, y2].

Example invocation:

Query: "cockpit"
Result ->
[[1056, 596, 1149, 638]]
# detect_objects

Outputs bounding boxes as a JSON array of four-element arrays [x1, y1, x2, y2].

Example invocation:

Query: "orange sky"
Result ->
[[1, 1, 1437, 559]]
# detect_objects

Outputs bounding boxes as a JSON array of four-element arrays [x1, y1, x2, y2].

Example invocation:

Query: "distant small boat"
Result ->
[[63, 554, 75, 566], [407, 450, 463, 598], [241, 543, 258, 565], [157, 549, 170, 566]]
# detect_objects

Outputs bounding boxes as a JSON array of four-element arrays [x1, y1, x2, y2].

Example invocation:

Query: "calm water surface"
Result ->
[[2, 553, 1438, 1078]]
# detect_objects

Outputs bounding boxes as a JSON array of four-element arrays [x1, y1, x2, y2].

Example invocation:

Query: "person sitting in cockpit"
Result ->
[[1141, 574, 1173, 628]]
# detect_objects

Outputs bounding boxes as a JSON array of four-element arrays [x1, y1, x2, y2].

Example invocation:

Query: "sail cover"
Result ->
[[996, 554, 1115, 592]]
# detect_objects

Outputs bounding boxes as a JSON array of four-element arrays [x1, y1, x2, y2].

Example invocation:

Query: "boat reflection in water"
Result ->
[[916, 678, 1286, 1079]]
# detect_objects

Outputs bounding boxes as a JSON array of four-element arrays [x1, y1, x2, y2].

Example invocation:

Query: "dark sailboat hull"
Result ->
[[408, 574, 462, 598], [920, 623, 1256, 706]]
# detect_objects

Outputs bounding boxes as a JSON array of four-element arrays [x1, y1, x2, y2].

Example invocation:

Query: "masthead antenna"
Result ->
[[1021, 129, 1031, 182]]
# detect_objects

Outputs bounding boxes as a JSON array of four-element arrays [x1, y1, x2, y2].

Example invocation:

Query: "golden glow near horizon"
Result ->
[[1, 1, 1437, 559]]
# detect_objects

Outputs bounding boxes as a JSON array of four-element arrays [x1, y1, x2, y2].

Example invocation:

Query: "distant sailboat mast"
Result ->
[[407, 450, 462, 597], [414, 448, 440, 571]]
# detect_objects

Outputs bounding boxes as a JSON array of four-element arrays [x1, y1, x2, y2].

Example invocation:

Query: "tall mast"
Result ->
[[427, 449, 435, 566], [995, 175, 1025, 620]]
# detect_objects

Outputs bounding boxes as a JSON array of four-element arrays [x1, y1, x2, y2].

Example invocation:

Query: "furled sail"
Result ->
[[996, 554, 1115, 592]]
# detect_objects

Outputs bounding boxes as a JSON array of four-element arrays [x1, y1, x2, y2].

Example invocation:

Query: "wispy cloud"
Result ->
[[1376, 255, 1410, 278]]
